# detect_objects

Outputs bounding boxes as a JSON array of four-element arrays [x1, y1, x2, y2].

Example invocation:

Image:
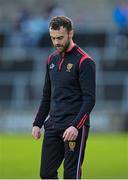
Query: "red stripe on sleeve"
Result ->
[[77, 48, 91, 68], [77, 114, 88, 129], [47, 55, 52, 65]]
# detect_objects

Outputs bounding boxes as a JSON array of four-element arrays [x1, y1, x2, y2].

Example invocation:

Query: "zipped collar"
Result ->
[[58, 52, 65, 70], [57, 44, 77, 55], [58, 44, 77, 70], [66, 43, 76, 53]]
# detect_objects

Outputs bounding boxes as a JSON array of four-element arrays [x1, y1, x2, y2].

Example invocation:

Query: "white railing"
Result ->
[[0, 46, 127, 111]]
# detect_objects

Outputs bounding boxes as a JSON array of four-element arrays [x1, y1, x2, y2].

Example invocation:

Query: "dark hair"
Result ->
[[49, 16, 73, 32]]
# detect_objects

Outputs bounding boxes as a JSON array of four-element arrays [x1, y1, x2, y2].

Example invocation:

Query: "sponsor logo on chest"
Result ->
[[49, 63, 55, 69]]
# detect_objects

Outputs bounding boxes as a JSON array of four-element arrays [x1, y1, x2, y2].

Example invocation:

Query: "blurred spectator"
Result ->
[[6, 8, 48, 47], [37, 2, 66, 47], [21, 15, 48, 47], [21, 3, 66, 47], [6, 3, 66, 48], [15, 8, 30, 26], [113, 2, 128, 49], [45, 3, 66, 21], [6, 8, 30, 47]]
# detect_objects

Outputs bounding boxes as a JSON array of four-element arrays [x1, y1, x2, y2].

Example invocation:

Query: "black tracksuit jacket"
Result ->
[[33, 45, 96, 130]]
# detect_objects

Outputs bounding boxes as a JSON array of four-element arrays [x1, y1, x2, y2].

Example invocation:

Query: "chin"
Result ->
[[56, 48, 64, 53]]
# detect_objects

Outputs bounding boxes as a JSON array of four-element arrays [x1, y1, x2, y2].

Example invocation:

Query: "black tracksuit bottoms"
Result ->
[[40, 119, 89, 179]]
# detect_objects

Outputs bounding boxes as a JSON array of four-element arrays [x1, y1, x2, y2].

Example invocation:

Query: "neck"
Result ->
[[66, 40, 75, 52]]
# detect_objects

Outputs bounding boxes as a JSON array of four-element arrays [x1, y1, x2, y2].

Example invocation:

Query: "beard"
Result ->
[[55, 38, 70, 53]]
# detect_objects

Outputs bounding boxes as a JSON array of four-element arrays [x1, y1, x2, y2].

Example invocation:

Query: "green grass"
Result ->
[[0, 132, 128, 179]]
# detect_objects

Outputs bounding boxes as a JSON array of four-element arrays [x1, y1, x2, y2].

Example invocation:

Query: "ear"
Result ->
[[69, 30, 74, 38]]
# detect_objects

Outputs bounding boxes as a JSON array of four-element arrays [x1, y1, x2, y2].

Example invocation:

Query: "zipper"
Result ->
[[58, 53, 65, 70]]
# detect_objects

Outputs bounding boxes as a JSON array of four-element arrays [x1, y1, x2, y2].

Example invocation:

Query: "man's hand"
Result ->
[[63, 126, 78, 142], [32, 126, 41, 140]]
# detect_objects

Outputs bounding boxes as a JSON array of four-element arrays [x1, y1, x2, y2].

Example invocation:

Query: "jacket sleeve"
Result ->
[[72, 58, 96, 129], [33, 63, 51, 128]]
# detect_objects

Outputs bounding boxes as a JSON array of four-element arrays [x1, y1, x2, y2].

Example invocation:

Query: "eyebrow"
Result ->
[[51, 36, 64, 39]]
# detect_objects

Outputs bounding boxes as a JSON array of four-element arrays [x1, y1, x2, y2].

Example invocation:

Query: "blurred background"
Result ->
[[0, 0, 128, 179]]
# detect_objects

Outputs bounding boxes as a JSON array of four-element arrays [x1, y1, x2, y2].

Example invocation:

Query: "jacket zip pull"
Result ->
[[58, 53, 65, 70]]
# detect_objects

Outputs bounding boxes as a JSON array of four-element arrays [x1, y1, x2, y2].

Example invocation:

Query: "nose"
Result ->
[[54, 38, 60, 45]]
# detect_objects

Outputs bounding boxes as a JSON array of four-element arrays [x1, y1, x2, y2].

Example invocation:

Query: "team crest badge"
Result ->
[[69, 141, 76, 151], [66, 63, 73, 72]]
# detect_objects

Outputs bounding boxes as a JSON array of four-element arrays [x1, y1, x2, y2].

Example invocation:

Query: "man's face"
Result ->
[[49, 26, 73, 53]]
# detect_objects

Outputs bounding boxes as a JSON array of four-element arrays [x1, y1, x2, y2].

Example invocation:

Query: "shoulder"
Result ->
[[47, 51, 59, 65], [76, 46, 95, 68]]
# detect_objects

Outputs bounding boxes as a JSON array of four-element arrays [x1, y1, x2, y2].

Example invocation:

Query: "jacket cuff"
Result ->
[[72, 113, 89, 130], [32, 121, 42, 128]]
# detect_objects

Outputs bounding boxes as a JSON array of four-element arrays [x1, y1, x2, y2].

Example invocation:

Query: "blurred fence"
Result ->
[[0, 29, 128, 132]]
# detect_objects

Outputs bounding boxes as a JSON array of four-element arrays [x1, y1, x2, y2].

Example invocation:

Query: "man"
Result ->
[[32, 16, 95, 179]]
